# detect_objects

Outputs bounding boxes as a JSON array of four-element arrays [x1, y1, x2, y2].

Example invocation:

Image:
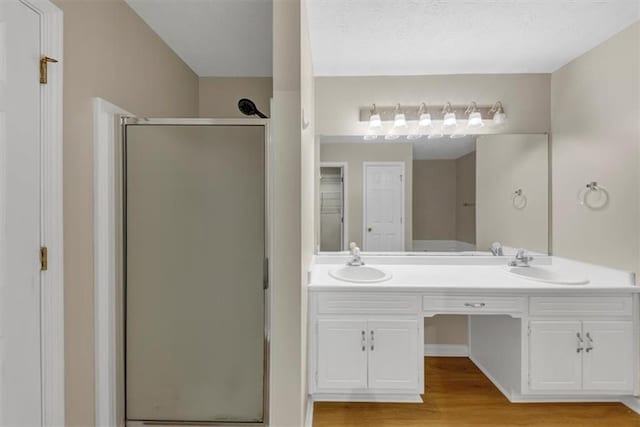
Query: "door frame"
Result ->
[[0, 1, 64, 425], [319, 162, 348, 251], [362, 161, 405, 252]]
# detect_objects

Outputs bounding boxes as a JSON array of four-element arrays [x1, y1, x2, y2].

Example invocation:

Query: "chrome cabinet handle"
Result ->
[[370, 330, 375, 351], [577, 332, 584, 353], [585, 332, 594, 353], [464, 302, 486, 308], [361, 330, 366, 352]]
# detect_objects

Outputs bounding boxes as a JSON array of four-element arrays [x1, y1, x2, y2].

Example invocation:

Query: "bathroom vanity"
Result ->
[[307, 256, 639, 407]]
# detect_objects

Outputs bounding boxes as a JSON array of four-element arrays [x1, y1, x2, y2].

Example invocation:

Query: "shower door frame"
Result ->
[[119, 117, 271, 427]]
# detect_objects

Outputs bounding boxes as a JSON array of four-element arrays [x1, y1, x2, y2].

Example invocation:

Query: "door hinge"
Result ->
[[400, 174, 403, 182], [40, 56, 59, 84], [40, 247, 48, 271], [527, 326, 531, 336], [263, 257, 269, 290]]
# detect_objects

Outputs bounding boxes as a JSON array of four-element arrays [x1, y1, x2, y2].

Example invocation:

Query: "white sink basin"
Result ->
[[507, 266, 589, 285], [329, 266, 392, 283]]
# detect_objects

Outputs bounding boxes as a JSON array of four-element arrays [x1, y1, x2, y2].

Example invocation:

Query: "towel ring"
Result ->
[[579, 181, 609, 210], [512, 189, 527, 210]]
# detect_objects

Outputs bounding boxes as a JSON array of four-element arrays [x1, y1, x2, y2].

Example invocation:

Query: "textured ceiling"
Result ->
[[126, 0, 272, 77], [307, 0, 639, 76]]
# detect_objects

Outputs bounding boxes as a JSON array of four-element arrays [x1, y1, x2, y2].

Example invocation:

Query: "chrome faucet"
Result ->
[[348, 242, 365, 266], [509, 248, 534, 267], [490, 242, 504, 256]]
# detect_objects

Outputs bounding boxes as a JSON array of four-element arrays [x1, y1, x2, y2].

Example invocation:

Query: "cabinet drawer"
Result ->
[[317, 293, 419, 314], [422, 295, 525, 315], [529, 296, 633, 317]]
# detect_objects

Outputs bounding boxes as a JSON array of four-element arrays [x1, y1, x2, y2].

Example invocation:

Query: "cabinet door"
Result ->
[[529, 321, 582, 391], [582, 321, 634, 392], [317, 319, 368, 390], [367, 320, 419, 390]]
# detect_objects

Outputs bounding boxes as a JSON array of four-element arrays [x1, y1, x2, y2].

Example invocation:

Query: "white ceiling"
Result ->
[[307, 0, 639, 76], [125, 0, 272, 77]]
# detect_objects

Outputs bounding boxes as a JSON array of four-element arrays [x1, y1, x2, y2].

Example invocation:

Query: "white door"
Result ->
[[367, 320, 419, 390], [317, 319, 368, 390], [363, 163, 404, 251], [582, 321, 634, 392], [529, 321, 582, 391], [0, 1, 43, 425]]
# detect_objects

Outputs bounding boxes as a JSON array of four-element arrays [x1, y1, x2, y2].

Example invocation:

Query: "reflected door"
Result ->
[[125, 124, 266, 423], [363, 163, 404, 251]]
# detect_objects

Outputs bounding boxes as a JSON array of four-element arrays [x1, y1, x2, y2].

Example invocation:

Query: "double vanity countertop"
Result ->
[[309, 255, 639, 294]]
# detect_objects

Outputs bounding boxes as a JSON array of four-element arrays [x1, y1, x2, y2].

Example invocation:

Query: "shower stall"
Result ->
[[121, 118, 269, 425]]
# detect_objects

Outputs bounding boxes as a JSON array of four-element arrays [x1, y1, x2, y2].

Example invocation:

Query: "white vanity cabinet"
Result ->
[[309, 283, 639, 405], [310, 293, 423, 400], [527, 296, 635, 394]]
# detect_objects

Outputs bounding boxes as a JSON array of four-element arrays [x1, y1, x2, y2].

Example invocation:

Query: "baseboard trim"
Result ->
[[424, 344, 469, 357], [470, 355, 638, 411], [305, 395, 314, 427], [312, 393, 423, 403]]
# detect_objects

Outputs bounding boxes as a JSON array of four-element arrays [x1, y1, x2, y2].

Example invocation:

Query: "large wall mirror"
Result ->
[[318, 134, 548, 255]]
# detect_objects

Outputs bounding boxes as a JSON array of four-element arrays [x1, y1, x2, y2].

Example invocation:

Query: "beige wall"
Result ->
[[425, 315, 469, 346], [456, 152, 476, 244], [315, 74, 551, 136], [199, 77, 272, 118], [270, 0, 307, 425], [551, 23, 640, 275], [51, 0, 199, 425], [476, 134, 549, 254], [412, 160, 457, 240], [320, 143, 413, 250]]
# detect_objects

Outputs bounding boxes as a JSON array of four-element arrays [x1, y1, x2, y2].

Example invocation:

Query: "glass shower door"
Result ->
[[124, 122, 266, 424]]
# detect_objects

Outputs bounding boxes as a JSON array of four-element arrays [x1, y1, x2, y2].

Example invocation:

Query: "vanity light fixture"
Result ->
[[489, 101, 507, 128], [465, 101, 484, 130], [442, 102, 457, 131], [407, 103, 433, 140], [364, 104, 382, 140], [368, 104, 383, 131], [385, 104, 407, 140]]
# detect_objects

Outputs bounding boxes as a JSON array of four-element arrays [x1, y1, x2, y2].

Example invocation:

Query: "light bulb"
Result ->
[[418, 113, 432, 128], [393, 112, 407, 128], [369, 113, 382, 131], [443, 112, 457, 128], [492, 111, 506, 127], [467, 111, 484, 130]]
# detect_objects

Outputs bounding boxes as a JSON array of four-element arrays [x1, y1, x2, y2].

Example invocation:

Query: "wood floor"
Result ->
[[313, 357, 640, 427]]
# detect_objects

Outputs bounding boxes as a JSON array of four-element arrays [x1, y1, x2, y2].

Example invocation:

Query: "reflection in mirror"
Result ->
[[319, 164, 346, 251], [318, 134, 548, 255]]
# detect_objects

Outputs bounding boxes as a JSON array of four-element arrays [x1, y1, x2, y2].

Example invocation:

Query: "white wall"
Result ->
[[301, 0, 315, 421], [320, 143, 413, 250], [315, 74, 550, 137], [551, 22, 640, 276], [476, 134, 549, 254]]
